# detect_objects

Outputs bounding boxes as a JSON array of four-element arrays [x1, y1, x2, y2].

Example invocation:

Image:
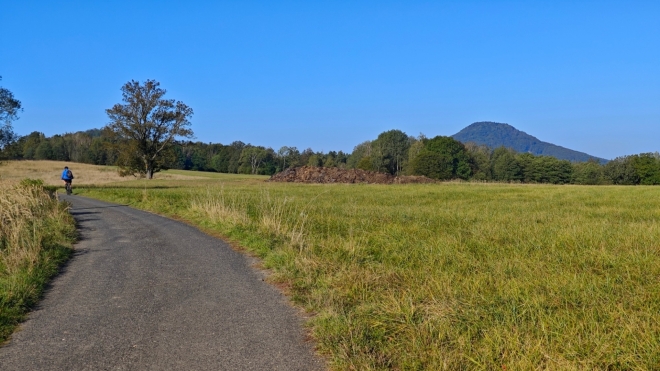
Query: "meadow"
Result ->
[[3, 161, 659, 369], [65, 168, 660, 370], [0, 160, 201, 185]]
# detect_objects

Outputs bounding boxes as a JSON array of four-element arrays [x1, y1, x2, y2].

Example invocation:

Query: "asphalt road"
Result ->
[[0, 195, 324, 371]]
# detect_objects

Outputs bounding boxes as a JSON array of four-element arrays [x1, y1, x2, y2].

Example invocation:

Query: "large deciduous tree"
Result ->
[[410, 136, 472, 180], [105, 80, 193, 179], [372, 129, 411, 175]]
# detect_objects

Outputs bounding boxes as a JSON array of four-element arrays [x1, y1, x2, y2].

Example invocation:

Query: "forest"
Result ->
[[1, 128, 659, 185]]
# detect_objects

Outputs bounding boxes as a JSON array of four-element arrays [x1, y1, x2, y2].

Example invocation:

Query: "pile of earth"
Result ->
[[268, 166, 436, 184]]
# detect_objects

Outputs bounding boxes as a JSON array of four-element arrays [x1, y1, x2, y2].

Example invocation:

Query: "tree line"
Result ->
[[2, 79, 659, 185], [350, 130, 660, 185], [0, 128, 350, 175], [3, 127, 660, 185]]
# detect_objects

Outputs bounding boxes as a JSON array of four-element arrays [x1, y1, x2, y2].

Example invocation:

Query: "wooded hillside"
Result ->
[[452, 122, 608, 163]]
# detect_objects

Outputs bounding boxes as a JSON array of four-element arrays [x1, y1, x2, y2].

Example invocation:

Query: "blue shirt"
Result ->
[[61, 169, 72, 180]]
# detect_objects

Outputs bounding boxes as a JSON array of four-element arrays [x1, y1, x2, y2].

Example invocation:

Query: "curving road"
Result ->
[[0, 195, 324, 371]]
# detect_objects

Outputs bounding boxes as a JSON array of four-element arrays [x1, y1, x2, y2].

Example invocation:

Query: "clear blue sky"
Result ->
[[2, 1, 659, 159]]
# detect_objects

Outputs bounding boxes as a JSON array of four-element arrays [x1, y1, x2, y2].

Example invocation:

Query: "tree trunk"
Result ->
[[147, 168, 154, 179], [251, 157, 258, 174]]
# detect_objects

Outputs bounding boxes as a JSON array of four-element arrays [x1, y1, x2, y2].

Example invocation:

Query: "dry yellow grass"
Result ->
[[0, 178, 77, 342], [0, 180, 63, 273], [0, 160, 205, 185]]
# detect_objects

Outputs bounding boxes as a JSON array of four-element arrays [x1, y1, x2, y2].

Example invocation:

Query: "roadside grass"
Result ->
[[0, 179, 77, 343], [74, 177, 660, 370]]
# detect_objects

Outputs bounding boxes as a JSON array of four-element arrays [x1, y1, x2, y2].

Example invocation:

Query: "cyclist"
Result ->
[[61, 166, 74, 195]]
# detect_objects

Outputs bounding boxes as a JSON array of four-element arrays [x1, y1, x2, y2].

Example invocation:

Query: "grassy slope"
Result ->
[[0, 180, 77, 343], [0, 160, 204, 186], [75, 173, 660, 370]]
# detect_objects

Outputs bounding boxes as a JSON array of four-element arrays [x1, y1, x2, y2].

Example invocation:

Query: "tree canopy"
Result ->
[[105, 80, 194, 178], [410, 136, 471, 180], [371, 129, 411, 175]]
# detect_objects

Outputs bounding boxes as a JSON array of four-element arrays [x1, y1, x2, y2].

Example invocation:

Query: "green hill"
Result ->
[[452, 122, 608, 163]]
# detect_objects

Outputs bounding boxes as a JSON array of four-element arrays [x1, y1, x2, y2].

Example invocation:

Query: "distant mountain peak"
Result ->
[[452, 122, 608, 163]]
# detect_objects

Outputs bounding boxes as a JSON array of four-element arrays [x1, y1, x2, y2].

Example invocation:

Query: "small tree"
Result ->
[[0, 76, 22, 152], [307, 154, 322, 167], [323, 156, 336, 168], [347, 141, 372, 169], [105, 80, 193, 179], [356, 156, 373, 171], [278, 146, 294, 170], [240, 146, 268, 174]]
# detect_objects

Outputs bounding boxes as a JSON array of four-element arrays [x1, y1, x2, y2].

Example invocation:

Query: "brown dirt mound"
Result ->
[[268, 166, 437, 184]]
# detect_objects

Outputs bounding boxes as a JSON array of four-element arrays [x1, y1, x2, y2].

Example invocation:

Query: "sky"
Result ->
[[2, 1, 659, 160]]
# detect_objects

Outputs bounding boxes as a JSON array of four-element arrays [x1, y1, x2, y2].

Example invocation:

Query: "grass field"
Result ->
[[3, 161, 659, 369], [0, 160, 204, 185], [63, 169, 659, 370]]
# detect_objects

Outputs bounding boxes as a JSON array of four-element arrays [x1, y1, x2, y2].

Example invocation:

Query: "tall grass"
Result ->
[[78, 179, 660, 370], [0, 179, 76, 343]]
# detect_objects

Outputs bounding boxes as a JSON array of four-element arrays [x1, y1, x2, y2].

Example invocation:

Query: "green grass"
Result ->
[[162, 169, 270, 181], [76, 176, 660, 370], [0, 180, 76, 343]]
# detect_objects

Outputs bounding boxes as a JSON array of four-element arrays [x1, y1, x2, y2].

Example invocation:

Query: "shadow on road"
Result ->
[[70, 211, 101, 216], [69, 205, 129, 211]]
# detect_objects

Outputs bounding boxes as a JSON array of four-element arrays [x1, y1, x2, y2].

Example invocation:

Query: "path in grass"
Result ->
[[0, 195, 323, 371]]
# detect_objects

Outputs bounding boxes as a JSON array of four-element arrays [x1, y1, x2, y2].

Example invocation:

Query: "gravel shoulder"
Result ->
[[0, 195, 324, 371]]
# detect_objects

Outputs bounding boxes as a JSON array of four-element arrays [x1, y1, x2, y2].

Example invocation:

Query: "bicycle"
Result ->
[[64, 181, 72, 195]]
